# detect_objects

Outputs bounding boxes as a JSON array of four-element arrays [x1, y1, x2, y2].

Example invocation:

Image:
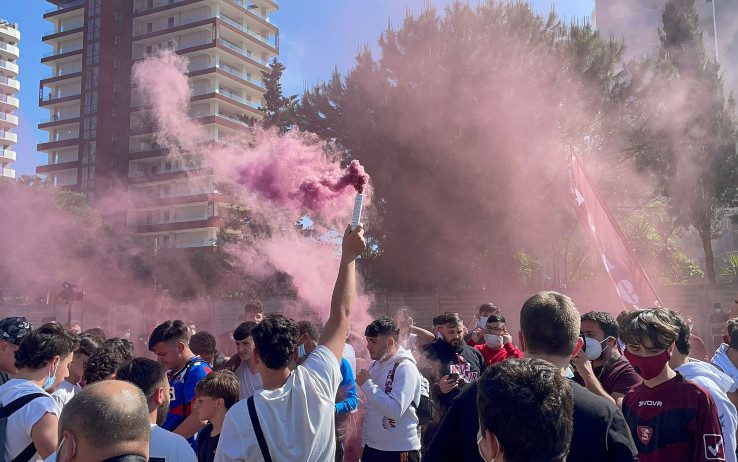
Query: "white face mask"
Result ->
[[484, 334, 504, 349], [583, 336, 612, 361], [477, 429, 499, 462], [478, 317, 488, 329]]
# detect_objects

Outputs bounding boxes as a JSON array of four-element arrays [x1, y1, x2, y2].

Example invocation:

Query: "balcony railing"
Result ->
[[0, 25, 21, 41], [0, 113, 19, 125], [227, 0, 277, 26], [0, 131, 18, 143], [0, 149, 16, 162], [1, 167, 15, 178], [133, 0, 187, 14], [43, 45, 83, 58], [0, 42, 20, 56], [44, 21, 84, 36], [42, 67, 83, 80], [216, 87, 260, 109], [40, 113, 80, 124], [217, 14, 277, 48], [0, 60, 19, 75], [44, 0, 85, 14], [218, 39, 268, 65], [0, 76, 20, 91], [41, 89, 82, 101], [215, 63, 264, 88], [0, 95, 19, 107]]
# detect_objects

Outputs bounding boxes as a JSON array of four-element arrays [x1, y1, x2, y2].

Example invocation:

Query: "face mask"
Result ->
[[123, 332, 131, 339], [297, 343, 308, 359], [724, 333, 730, 345], [582, 336, 612, 361], [477, 429, 498, 462], [435, 332, 443, 339], [484, 334, 503, 349], [716, 309, 722, 313], [478, 317, 488, 329], [43, 363, 58, 390], [624, 348, 670, 380]]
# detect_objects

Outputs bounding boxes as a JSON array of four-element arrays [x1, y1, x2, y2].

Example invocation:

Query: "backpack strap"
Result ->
[[247, 395, 273, 462], [388, 358, 420, 409], [1, 393, 49, 462], [0, 393, 47, 418]]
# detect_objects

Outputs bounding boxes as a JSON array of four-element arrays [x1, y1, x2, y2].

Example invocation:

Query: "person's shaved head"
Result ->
[[58, 380, 150, 460]]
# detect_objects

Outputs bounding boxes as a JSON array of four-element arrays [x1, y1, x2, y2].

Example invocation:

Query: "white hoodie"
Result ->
[[711, 343, 738, 392], [360, 346, 422, 452], [676, 359, 738, 462]]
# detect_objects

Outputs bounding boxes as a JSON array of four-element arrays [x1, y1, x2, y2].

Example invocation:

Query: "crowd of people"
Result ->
[[1, 225, 738, 461]]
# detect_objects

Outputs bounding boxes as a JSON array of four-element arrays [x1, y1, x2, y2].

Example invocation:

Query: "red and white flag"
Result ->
[[568, 150, 662, 310]]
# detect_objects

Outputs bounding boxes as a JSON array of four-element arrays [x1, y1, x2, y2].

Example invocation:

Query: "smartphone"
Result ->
[[447, 373, 460, 382]]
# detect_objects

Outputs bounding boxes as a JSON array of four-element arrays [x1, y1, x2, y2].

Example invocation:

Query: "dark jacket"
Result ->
[[422, 379, 638, 462], [419, 339, 485, 412]]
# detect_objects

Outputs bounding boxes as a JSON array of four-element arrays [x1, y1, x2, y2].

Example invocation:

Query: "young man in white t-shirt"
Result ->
[[115, 357, 197, 462], [0, 317, 33, 386], [215, 224, 366, 462], [229, 322, 263, 400], [52, 334, 101, 409]]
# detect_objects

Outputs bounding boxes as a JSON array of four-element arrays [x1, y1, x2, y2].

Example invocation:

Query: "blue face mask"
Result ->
[[43, 364, 57, 390], [298, 343, 308, 359]]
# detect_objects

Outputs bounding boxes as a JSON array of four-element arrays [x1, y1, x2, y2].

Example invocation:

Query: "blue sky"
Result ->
[[3, 1, 593, 177]]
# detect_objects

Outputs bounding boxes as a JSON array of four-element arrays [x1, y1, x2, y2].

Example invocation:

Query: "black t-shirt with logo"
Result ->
[[197, 423, 220, 462]]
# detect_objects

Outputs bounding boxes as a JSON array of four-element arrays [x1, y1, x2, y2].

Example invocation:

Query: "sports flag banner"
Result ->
[[568, 150, 662, 310]]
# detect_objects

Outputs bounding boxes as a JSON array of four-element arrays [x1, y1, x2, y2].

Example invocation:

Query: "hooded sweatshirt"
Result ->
[[675, 359, 738, 462], [360, 346, 422, 452], [710, 344, 738, 392]]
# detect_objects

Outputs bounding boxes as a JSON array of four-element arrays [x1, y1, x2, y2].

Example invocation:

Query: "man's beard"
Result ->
[[446, 338, 464, 353], [156, 397, 170, 426]]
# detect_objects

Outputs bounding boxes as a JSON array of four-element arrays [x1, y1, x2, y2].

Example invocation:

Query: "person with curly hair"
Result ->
[[83, 339, 133, 384], [52, 333, 102, 409], [216, 225, 366, 462], [0, 322, 78, 461]]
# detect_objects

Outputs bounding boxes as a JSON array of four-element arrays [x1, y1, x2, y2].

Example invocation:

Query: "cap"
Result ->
[[0, 317, 32, 346]]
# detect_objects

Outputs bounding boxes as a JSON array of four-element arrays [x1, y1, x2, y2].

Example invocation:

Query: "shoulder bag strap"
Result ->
[[4, 393, 51, 462], [247, 395, 273, 462]]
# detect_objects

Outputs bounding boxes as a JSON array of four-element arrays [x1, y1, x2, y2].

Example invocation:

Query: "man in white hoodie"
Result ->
[[356, 316, 422, 462], [667, 309, 738, 462]]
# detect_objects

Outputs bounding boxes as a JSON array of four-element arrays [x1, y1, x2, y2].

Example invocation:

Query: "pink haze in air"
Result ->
[[133, 50, 372, 322]]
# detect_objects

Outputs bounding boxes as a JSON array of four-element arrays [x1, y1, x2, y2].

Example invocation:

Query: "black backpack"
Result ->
[[0, 393, 47, 462], [390, 358, 435, 426]]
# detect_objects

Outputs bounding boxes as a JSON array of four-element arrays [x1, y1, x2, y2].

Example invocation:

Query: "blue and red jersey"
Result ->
[[622, 372, 725, 462], [163, 355, 211, 442]]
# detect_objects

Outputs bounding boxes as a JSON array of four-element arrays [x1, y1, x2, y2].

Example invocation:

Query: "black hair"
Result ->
[[115, 357, 167, 400], [244, 299, 264, 315], [580, 311, 619, 340], [364, 316, 400, 340], [233, 322, 257, 341], [477, 358, 574, 462], [148, 320, 188, 351], [727, 318, 738, 350], [479, 303, 500, 316], [297, 321, 322, 342], [60, 381, 150, 451], [487, 315, 506, 325], [83, 344, 131, 384], [189, 331, 217, 357], [664, 309, 691, 356], [619, 308, 678, 351], [77, 334, 103, 358], [436, 312, 463, 327], [15, 322, 79, 370], [520, 292, 579, 357], [105, 337, 134, 360], [251, 315, 299, 370], [84, 327, 106, 343], [432, 315, 443, 327]]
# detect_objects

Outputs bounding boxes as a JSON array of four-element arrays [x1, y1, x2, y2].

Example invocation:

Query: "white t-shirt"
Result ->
[[215, 345, 342, 462], [150, 423, 198, 462], [235, 362, 263, 401], [51, 380, 80, 410], [0, 379, 61, 462], [343, 343, 357, 375]]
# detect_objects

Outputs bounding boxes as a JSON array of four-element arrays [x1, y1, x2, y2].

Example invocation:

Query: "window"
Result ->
[[85, 66, 99, 90], [146, 45, 153, 54], [87, 0, 101, 16], [86, 18, 100, 40], [85, 42, 99, 65], [147, 23, 153, 33], [162, 236, 169, 247], [84, 91, 98, 114], [168, 17, 175, 28], [83, 116, 97, 139], [163, 211, 170, 221]]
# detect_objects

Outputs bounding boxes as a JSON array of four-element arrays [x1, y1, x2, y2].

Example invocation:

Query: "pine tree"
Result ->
[[260, 57, 297, 134]]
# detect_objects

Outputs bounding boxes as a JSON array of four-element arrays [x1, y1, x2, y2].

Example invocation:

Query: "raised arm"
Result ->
[[320, 224, 366, 362]]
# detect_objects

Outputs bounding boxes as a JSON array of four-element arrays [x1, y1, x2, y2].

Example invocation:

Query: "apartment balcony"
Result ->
[[38, 132, 80, 151], [0, 76, 20, 94], [1, 167, 15, 178], [43, 20, 84, 41], [0, 95, 19, 111], [39, 114, 81, 131], [217, 14, 277, 51], [217, 39, 270, 70], [36, 159, 79, 174], [0, 24, 21, 44], [225, 0, 278, 27], [0, 113, 19, 128], [0, 60, 19, 77], [39, 88, 82, 107], [0, 148, 16, 164], [188, 62, 264, 89], [0, 131, 18, 145], [129, 217, 225, 234], [41, 67, 82, 83], [128, 167, 208, 184], [41, 45, 83, 64], [131, 192, 231, 208], [0, 42, 20, 61], [44, 0, 85, 19]]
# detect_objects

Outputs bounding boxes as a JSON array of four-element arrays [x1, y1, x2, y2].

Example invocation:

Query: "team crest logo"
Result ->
[[703, 434, 726, 460], [637, 426, 653, 444]]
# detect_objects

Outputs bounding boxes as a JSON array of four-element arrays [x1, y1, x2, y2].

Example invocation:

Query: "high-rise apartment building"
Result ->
[[38, 0, 278, 249], [0, 20, 20, 179]]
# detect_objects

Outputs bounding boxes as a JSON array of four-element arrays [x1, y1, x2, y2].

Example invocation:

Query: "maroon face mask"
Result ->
[[624, 348, 670, 380], [724, 334, 730, 345]]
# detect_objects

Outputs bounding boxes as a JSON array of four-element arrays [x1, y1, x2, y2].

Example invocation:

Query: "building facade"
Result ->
[[38, 0, 278, 249], [0, 21, 20, 179]]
